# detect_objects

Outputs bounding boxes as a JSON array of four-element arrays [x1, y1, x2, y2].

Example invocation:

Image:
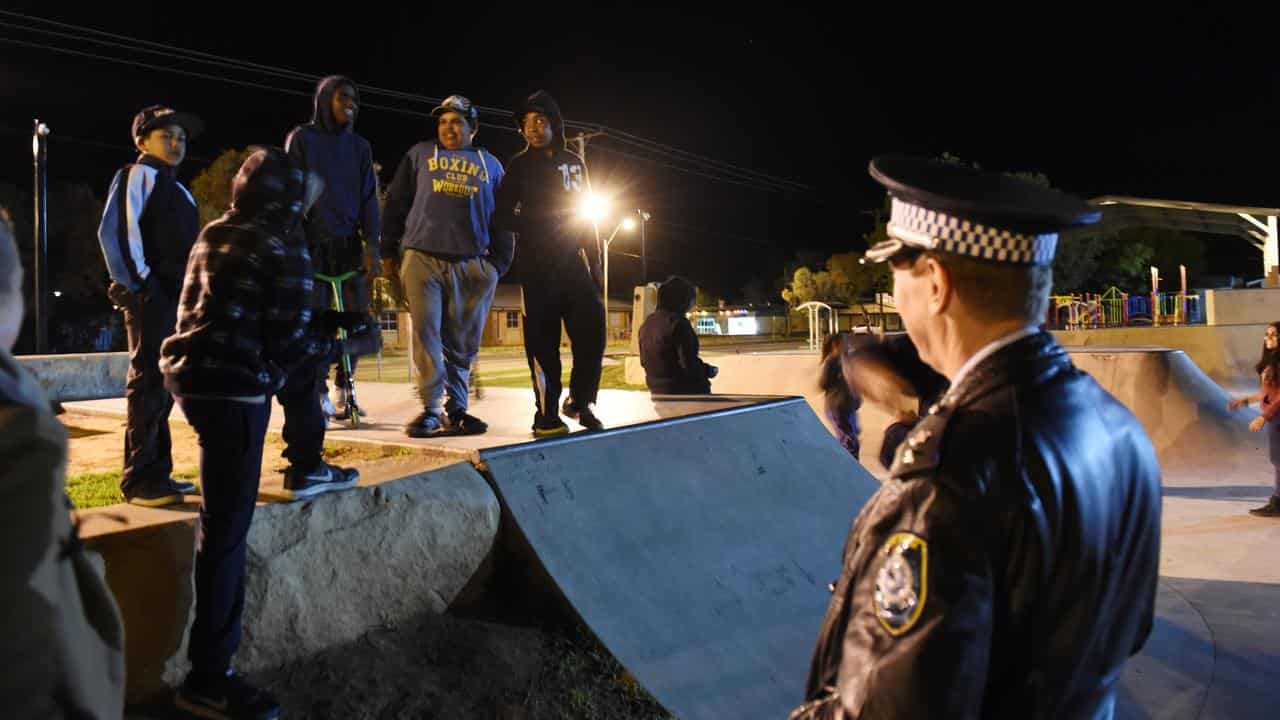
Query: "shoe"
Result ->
[[405, 410, 444, 438], [331, 386, 366, 422], [174, 669, 281, 720], [444, 411, 488, 436], [126, 480, 184, 508], [281, 462, 359, 501], [1248, 495, 1280, 517], [532, 413, 570, 438], [172, 478, 198, 495], [562, 398, 604, 431], [320, 394, 337, 419]]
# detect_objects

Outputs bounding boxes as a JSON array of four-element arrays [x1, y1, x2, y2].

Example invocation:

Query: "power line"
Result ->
[[590, 143, 804, 195], [649, 219, 768, 246], [0, 123, 217, 163], [0, 12, 814, 195], [603, 128, 813, 192]]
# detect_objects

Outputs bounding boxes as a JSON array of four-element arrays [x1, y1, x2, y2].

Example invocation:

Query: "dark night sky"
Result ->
[[2, 4, 1277, 297]]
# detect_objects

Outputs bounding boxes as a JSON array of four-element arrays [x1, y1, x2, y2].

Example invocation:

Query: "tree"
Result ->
[[775, 249, 825, 299], [782, 266, 815, 306], [1053, 226, 1205, 295], [47, 183, 106, 302], [190, 148, 251, 227]]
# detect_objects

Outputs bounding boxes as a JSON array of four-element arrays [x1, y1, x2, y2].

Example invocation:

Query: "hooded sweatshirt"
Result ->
[[638, 277, 713, 394], [160, 147, 333, 398], [381, 131, 508, 267], [495, 90, 595, 280], [284, 75, 381, 259]]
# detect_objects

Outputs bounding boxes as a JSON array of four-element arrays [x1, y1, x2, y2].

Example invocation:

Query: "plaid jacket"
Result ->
[[160, 217, 332, 397]]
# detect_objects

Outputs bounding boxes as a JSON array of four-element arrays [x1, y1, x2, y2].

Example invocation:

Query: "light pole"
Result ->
[[602, 216, 636, 340], [637, 209, 651, 284], [32, 119, 50, 353]]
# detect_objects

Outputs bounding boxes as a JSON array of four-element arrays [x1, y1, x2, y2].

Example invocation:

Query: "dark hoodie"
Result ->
[[638, 277, 714, 394], [494, 90, 595, 280], [284, 75, 381, 260], [160, 147, 332, 398]]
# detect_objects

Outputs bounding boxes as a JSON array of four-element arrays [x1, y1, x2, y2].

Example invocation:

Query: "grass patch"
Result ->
[[531, 627, 676, 720], [66, 467, 202, 510], [357, 358, 646, 392], [476, 364, 644, 391], [65, 436, 423, 511], [65, 471, 126, 509], [319, 442, 419, 463], [599, 364, 646, 391]]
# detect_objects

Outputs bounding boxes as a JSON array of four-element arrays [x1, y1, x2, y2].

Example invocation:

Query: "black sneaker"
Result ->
[[1249, 495, 1280, 517], [405, 410, 444, 438], [175, 669, 280, 720], [173, 478, 199, 495], [445, 411, 488, 435], [281, 462, 359, 501], [126, 480, 184, 508], [532, 413, 570, 438], [563, 398, 604, 431]]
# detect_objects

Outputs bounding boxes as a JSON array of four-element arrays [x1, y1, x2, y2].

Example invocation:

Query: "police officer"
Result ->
[[792, 156, 1162, 719]]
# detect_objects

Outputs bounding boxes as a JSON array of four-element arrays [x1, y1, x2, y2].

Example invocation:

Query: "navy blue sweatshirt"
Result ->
[[381, 140, 510, 272], [284, 75, 381, 259]]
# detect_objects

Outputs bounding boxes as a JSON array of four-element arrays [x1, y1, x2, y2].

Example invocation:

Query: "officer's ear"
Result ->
[[920, 253, 953, 316]]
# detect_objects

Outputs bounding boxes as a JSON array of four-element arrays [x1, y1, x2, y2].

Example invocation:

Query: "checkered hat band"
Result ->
[[888, 198, 1057, 264]]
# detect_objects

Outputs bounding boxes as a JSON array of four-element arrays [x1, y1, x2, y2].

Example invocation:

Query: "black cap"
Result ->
[[132, 105, 203, 141], [865, 156, 1100, 265]]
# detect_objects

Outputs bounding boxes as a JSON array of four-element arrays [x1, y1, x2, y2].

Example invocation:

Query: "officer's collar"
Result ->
[[941, 329, 1064, 411], [888, 330, 1067, 480], [948, 325, 1041, 391]]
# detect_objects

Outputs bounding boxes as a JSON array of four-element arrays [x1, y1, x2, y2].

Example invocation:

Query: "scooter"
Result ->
[[315, 269, 363, 429]]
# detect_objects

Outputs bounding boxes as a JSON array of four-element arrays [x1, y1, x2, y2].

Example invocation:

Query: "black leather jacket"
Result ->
[[793, 331, 1162, 719]]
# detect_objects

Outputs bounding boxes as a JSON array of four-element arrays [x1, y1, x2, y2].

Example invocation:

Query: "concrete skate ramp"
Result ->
[[479, 397, 879, 720], [1067, 347, 1264, 477]]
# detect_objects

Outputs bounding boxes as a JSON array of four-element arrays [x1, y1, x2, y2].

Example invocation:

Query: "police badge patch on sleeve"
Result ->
[[874, 532, 928, 636]]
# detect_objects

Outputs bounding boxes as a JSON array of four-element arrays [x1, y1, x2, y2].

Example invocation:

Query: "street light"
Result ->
[[32, 119, 50, 353], [637, 210, 651, 284], [578, 192, 609, 223], [601, 214, 637, 340]]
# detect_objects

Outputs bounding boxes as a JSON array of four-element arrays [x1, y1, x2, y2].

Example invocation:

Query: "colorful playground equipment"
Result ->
[[1049, 286, 1204, 329]]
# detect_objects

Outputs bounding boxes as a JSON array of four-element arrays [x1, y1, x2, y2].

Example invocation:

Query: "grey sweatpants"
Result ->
[[400, 250, 498, 416]]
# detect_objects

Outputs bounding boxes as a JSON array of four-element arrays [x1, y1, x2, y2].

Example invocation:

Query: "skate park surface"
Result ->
[[58, 339, 1280, 719]]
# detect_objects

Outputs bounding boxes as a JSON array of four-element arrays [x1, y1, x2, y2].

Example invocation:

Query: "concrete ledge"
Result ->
[[82, 461, 500, 703], [1052, 324, 1267, 384], [15, 352, 128, 402]]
